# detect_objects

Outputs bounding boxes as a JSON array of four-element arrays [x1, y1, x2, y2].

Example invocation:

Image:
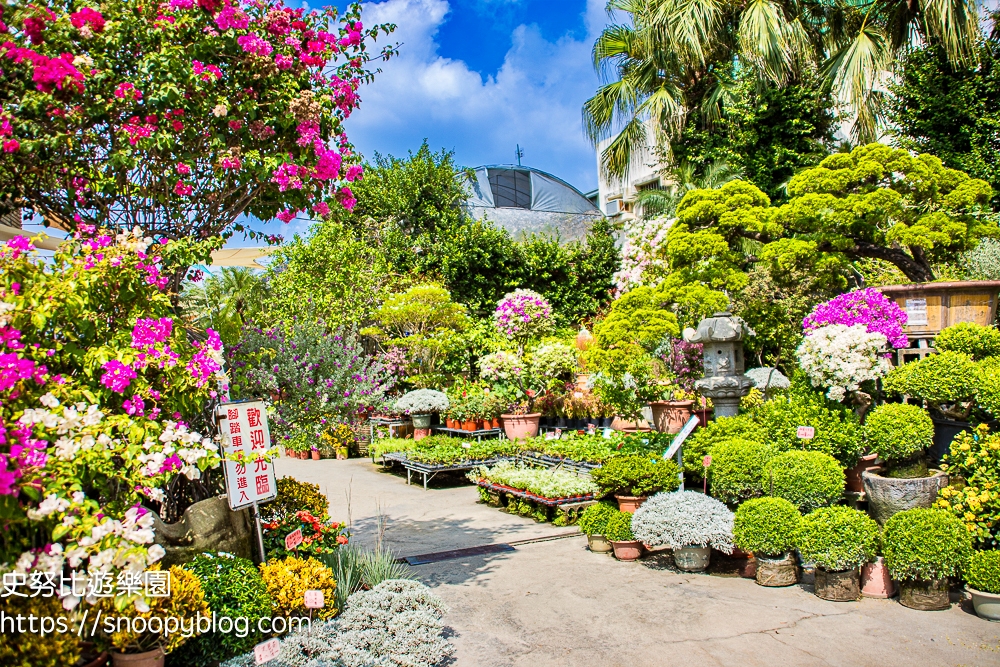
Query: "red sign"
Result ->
[[304, 589, 324, 609], [702, 455, 712, 467], [796, 426, 815, 440], [254, 638, 281, 664], [285, 528, 303, 551]]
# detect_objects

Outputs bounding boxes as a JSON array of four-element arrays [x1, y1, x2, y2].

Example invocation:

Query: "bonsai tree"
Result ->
[[863, 403, 935, 478], [590, 454, 681, 498], [631, 491, 734, 553], [603, 510, 636, 543], [733, 497, 802, 558], [883, 352, 981, 421], [934, 323, 1000, 361], [577, 500, 619, 537], [765, 450, 846, 513], [707, 439, 779, 505], [795, 506, 880, 573], [965, 550, 1000, 595], [883, 508, 972, 586]]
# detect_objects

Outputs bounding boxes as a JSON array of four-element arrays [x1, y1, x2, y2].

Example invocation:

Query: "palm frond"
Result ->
[[738, 0, 793, 81], [822, 24, 891, 144]]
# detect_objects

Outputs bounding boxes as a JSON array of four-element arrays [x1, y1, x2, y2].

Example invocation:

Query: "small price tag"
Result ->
[[285, 528, 303, 551], [461, 441, 471, 449], [602, 428, 614, 439], [544, 431, 558, 440], [254, 638, 281, 664], [702, 455, 712, 467], [796, 426, 815, 440], [587, 424, 596, 435], [304, 589, 324, 609]]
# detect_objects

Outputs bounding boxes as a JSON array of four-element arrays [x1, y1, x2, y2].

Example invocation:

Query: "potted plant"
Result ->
[[649, 388, 695, 434], [631, 491, 734, 572], [706, 438, 778, 505], [310, 445, 321, 460], [764, 450, 846, 513], [965, 550, 1000, 621], [578, 500, 618, 554], [733, 497, 802, 587], [883, 508, 973, 610], [604, 509, 643, 561], [861, 402, 947, 524], [395, 389, 449, 440], [590, 454, 681, 512], [861, 555, 896, 599], [795, 506, 880, 601]]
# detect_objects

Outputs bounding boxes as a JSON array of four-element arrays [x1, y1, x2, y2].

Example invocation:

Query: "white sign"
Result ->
[[221, 400, 277, 510], [664, 415, 700, 460], [905, 298, 928, 326], [304, 590, 325, 609], [796, 426, 815, 440], [254, 638, 281, 664]]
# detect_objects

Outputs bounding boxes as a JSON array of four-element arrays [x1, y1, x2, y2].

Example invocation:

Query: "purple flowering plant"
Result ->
[[803, 288, 909, 349], [493, 289, 554, 345]]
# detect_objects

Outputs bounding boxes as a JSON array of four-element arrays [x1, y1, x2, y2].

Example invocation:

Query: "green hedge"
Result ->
[[591, 454, 681, 497], [934, 322, 1000, 361], [883, 508, 972, 581], [863, 403, 934, 464], [684, 414, 766, 480], [753, 387, 862, 467], [965, 550, 1000, 594], [733, 497, 801, 557], [603, 510, 636, 542], [578, 500, 619, 536], [708, 439, 778, 505], [765, 450, 845, 513]]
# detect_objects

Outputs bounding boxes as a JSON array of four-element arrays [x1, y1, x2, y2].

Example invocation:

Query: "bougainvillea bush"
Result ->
[[0, 230, 224, 612], [494, 289, 554, 344], [803, 288, 908, 349], [0, 0, 395, 240], [796, 324, 891, 402]]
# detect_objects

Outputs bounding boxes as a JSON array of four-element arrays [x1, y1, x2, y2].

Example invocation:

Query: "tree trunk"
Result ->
[[850, 242, 935, 283]]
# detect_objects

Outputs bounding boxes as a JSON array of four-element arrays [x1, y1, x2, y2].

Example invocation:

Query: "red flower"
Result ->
[[336, 535, 348, 545]]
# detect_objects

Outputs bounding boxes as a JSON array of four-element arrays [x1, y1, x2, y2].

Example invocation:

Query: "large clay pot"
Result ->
[[587, 534, 613, 554], [151, 496, 253, 567], [845, 454, 879, 493], [111, 648, 164, 667], [413, 428, 430, 441], [610, 540, 643, 561], [862, 469, 948, 525], [501, 413, 541, 441], [969, 587, 1000, 621], [673, 545, 711, 572], [411, 413, 432, 429], [614, 494, 647, 514], [814, 568, 861, 601], [649, 400, 694, 434], [755, 553, 799, 587], [861, 557, 896, 598], [899, 578, 950, 610]]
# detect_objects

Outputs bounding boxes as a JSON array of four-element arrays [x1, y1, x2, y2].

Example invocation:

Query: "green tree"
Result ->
[[181, 267, 267, 346]]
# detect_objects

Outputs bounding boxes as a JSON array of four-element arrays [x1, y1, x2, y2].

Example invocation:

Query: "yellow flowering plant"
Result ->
[[260, 556, 338, 620], [935, 425, 1000, 548]]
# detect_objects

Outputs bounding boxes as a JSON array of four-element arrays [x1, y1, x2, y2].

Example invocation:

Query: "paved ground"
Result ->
[[274, 456, 1000, 667]]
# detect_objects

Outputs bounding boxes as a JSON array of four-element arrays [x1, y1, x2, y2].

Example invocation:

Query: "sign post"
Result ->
[[219, 400, 277, 562], [664, 415, 701, 491]]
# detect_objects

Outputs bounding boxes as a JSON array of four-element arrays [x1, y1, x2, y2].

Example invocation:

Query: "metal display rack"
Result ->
[[430, 425, 505, 442], [381, 452, 514, 489], [474, 479, 596, 507], [517, 452, 599, 474]]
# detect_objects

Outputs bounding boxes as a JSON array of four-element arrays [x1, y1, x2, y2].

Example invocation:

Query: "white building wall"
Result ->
[[595, 119, 668, 223]]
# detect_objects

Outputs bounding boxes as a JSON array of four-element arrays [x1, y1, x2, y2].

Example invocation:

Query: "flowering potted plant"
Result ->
[[394, 389, 449, 440], [262, 510, 350, 558], [479, 349, 543, 440], [493, 289, 555, 353], [648, 338, 703, 433], [310, 445, 321, 461], [631, 491, 735, 572]]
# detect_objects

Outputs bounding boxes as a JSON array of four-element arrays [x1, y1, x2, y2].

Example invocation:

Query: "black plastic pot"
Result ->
[[556, 417, 568, 428], [931, 418, 971, 463], [599, 417, 614, 428]]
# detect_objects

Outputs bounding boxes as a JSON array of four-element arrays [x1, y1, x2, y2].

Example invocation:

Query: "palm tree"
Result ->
[[181, 267, 267, 343], [633, 160, 743, 219]]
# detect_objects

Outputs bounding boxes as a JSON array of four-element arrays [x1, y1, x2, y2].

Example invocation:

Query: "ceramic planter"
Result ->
[[413, 428, 430, 441], [501, 413, 541, 441], [845, 454, 879, 493], [898, 578, 950, 610], [111, 648, 164, 667], [614, 494, 647, 514], [862, 469, 948, 525], [673, 545, 711, 572], [411, 413, 432, 429], [968, 587, 1000, 621], [649, 400, 694, 434], [861, 557, 896, 598], [814, 568, 861, 601], [610, 539, 643, 561], [931, 418, 971, 464], [587, 534, 613, 554], [754, 553, 799, 587]]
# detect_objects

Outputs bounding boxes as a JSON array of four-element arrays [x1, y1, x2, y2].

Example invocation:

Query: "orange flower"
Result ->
[[336, 535, 348, 545]]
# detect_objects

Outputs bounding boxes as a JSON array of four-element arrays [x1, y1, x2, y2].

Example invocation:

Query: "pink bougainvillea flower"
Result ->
[[215, 5, 249, 30], [2, 140, 19, 153], [803, 288, 908, 349], [345, 164, 363, 182], [174, 180, 193, 196], [338, 186, 356, 212], [70, 8, 105, 34], [313, 201, 330, 216], [100, 359, 136, 393], [176, 163, 191, 175], [276, 209, 296, 223], [131, 317, 173, 348]]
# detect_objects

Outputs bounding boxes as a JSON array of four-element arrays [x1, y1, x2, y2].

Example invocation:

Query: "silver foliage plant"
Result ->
[[394, 389, 449, 414], [221, 579, 452, 667], [745, 367, 790, 394], [631, 491, 735, 553]]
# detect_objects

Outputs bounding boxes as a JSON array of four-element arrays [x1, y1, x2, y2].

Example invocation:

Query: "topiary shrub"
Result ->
[[260, 556, 339, 620], [795, 506, 880, 572], [883, 508, 973, 581], [603, 510, 636, 542], [965, 550, 1000, 594], [0, 594, 80, 666], [578, 500, 619, 536], [765, 450, 846, 512], [883, 351, 980, 419], [934, 322, 1000, 361], [708, 439, 779, 505], [173, 552, 274, 665], [733, 497, 802, 557], [591, 454, 680, 497], [631, 491, 734, 552], [683, 413, 767, 480], [752, 385, 863, 467], [260, 477, 330, 523], [863, 402, 935, 477]]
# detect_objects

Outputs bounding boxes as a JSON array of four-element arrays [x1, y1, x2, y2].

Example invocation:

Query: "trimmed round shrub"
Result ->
[[934, 322, 1000, 361], [631, 491, 734, 553], [577, 500, 618, 536], [753, 388, 863, 467], [765, 450, 846, 512], [708, 439, 778, 505], [259, 476, 330, 523], [965, 550, 1000, 594], [733, 497, 801, 557], [603, 510, 636, 542], [883, 351, 980, 405], [883, 508, 973, 581], [975, 356, 1000, 419], [795, 506, 880, 571], [591, 454, 680, 497], [863, 402, 934, 464], [683, 413, 766, 480]]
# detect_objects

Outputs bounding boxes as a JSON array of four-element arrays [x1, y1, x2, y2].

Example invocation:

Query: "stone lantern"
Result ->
[[683, 312, 755, 418]]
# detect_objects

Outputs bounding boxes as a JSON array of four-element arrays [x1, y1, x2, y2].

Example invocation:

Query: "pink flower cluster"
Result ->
[[493, 289, 553, 339], [187, 328, 224, 388], [131, 318, 173, 348], [191, 60, 222, 82], [237, 32, 272, 56], [2, 44, 85, 94], [114, 82, 142, 101], [100, 359, 137, 393], [803, 288, 909, 349], [121, 116, 156, 146], [271, 162, 304, 191], [215, 5, 249, 31], [338, 21, 362, 47], [70, 7, 105, 33]]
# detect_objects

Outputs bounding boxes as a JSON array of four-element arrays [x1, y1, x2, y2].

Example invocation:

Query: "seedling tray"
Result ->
[[475, 479, 596, 507]]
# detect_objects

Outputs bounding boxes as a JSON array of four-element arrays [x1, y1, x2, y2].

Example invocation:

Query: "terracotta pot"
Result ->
[[614, 494, 647, 514], [462, 419, 478, 432], [861, 557, 896, 598], [673, 545, 711, 572], [649, 400, 694, 434], [610, 539, 643, 561], [501, 413, 541, 441], [754, 553, 799, 587], [81, 648, 109, 667], [845, 454, 879, 493], [862, 468, 948, 525], [898, 578, 950, 611], [310, 450, 320, 460], [492, 417, 501, 429], [587, 533, 613, 554], [968, 587, 1000, 621], [413, 427, 430, 441], [111, 649, 165, 667], [814, 568, 861, 601]]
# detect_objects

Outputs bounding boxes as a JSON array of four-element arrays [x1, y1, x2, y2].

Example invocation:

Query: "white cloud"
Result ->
[[345, 0, 608, 192]]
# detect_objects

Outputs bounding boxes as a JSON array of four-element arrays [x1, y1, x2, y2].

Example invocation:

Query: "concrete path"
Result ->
[[274, 456, 1000, 667]]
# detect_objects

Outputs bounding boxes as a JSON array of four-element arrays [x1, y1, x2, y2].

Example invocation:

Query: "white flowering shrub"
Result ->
[[394, 389, 449, 415], [478, 350, 524, 382], [796, 324, 891, 402], [631, 491, 734, 553]]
